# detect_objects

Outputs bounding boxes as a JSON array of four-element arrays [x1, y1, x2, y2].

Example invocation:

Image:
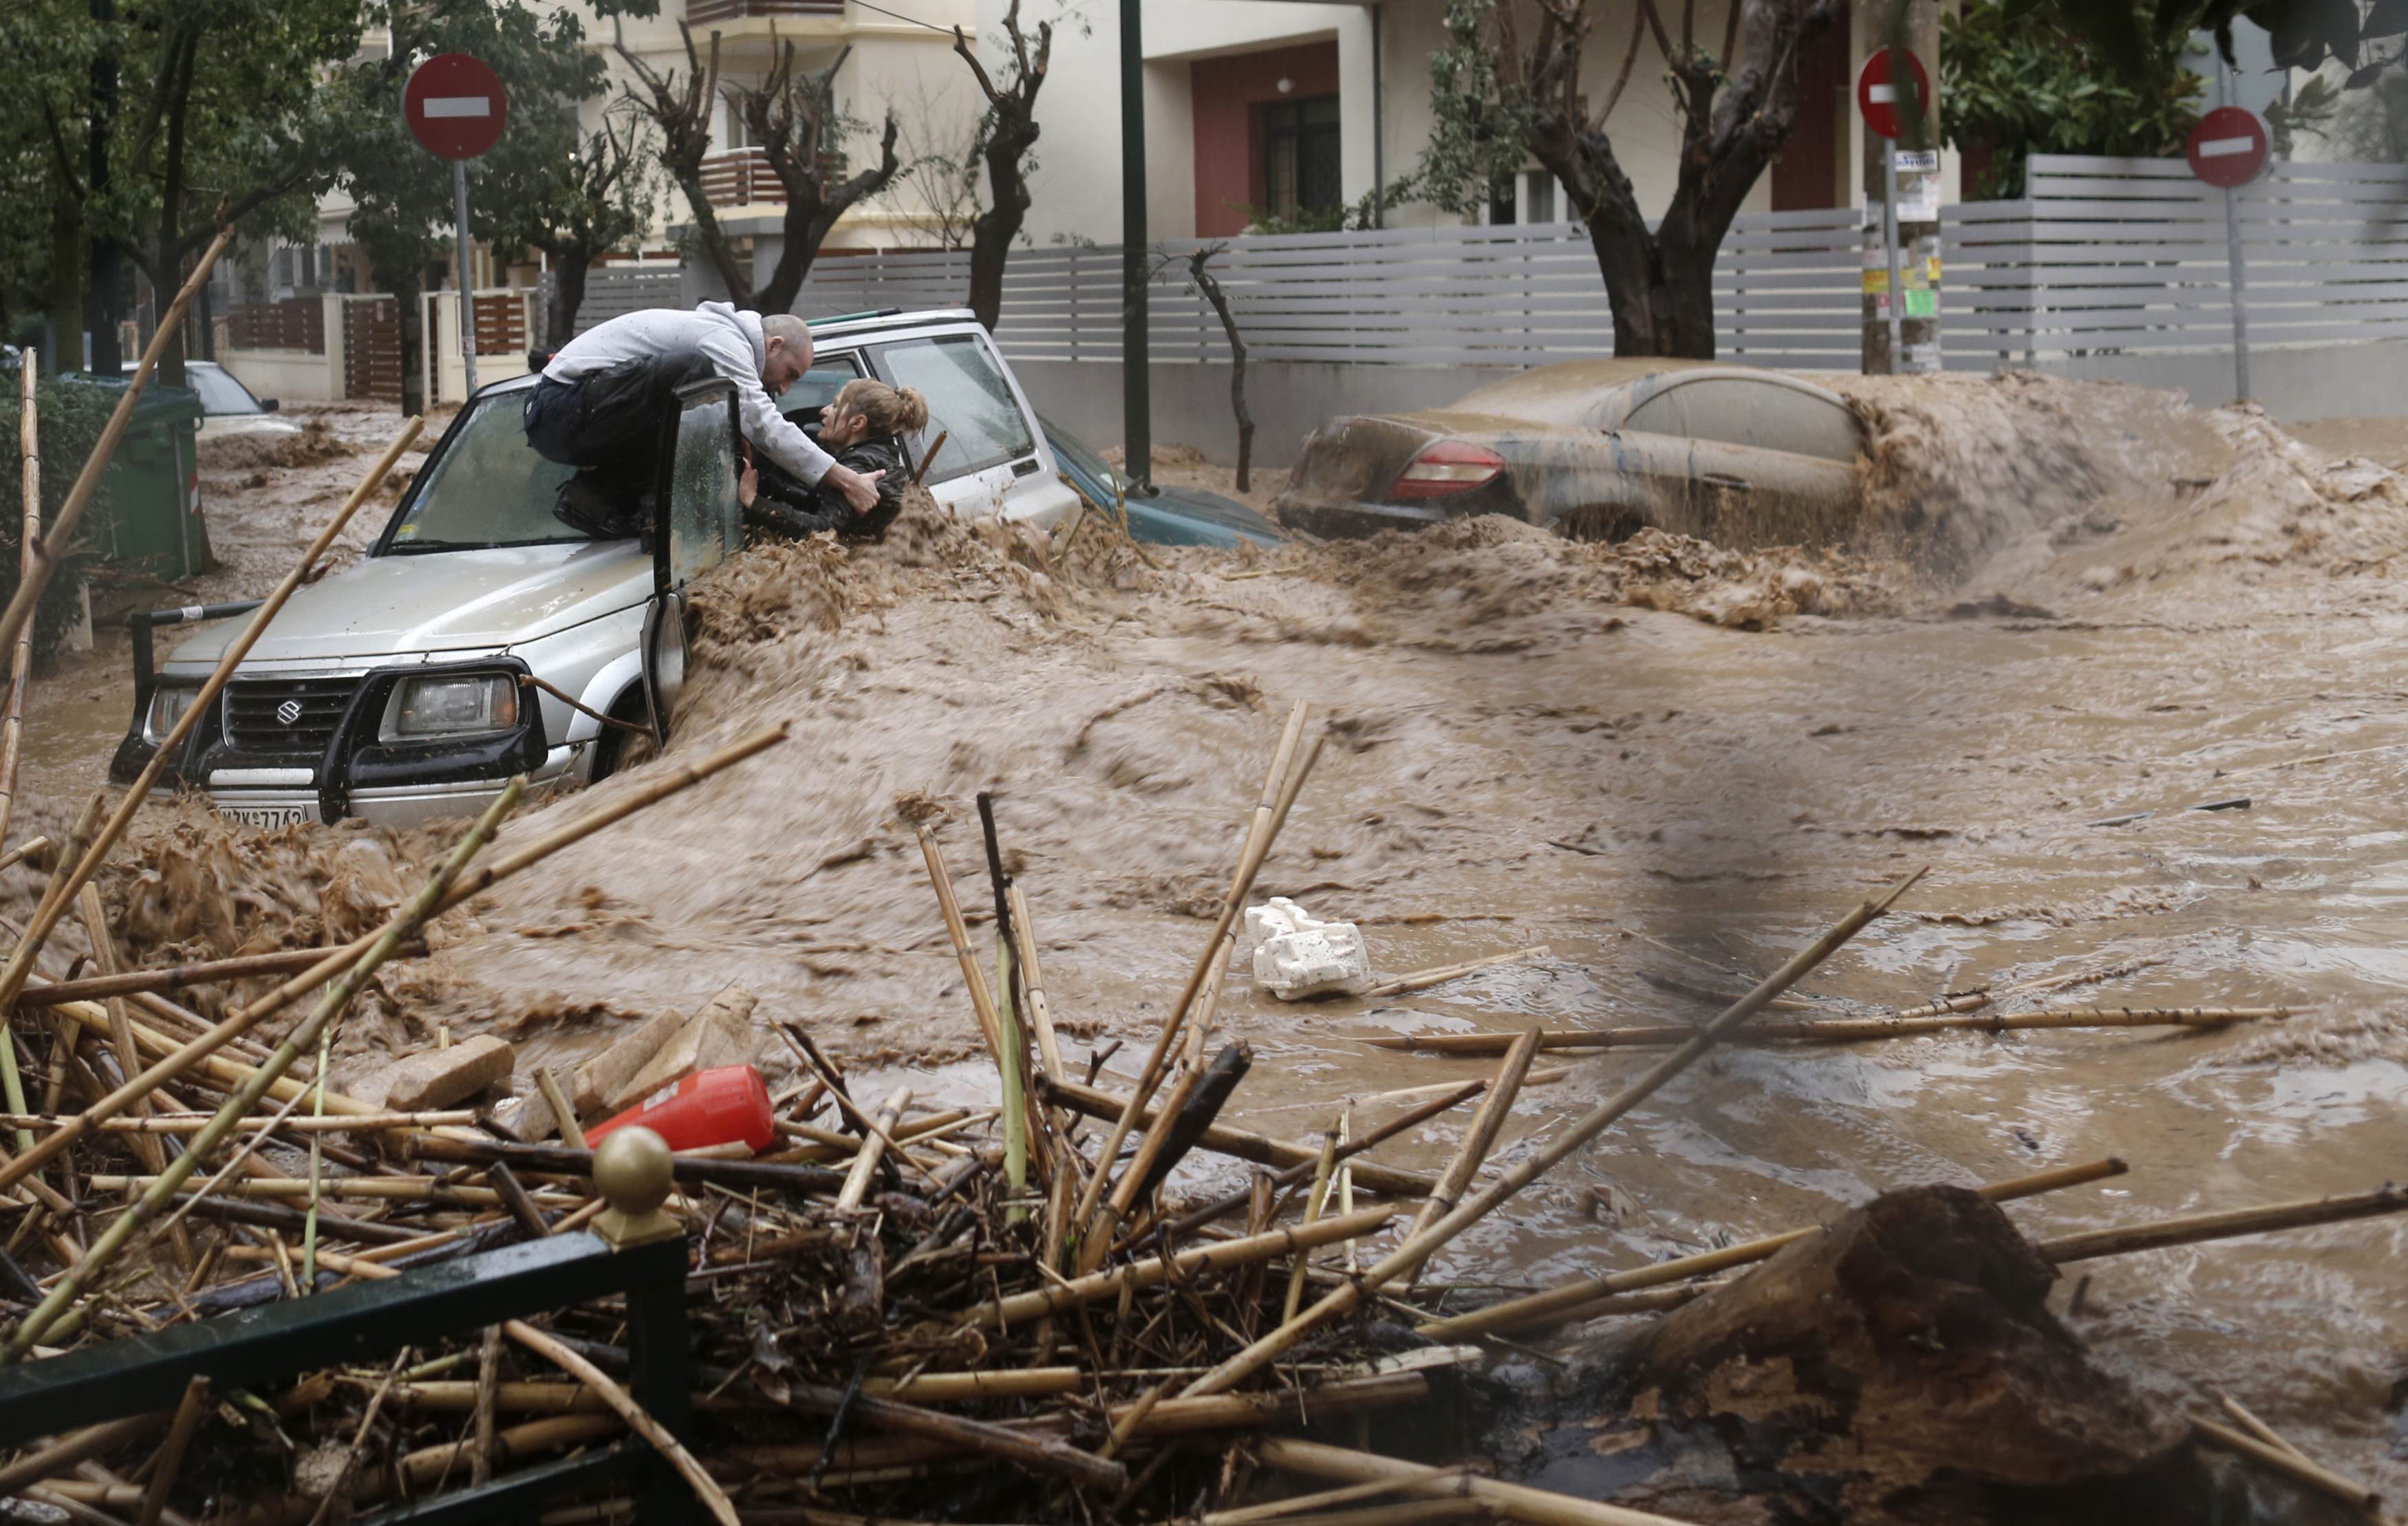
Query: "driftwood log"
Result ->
[[1536, 1187, 2368, 1525]]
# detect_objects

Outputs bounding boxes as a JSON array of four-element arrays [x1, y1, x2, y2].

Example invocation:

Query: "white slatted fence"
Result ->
[[1941, 153, 2408, 364], [580, 212, 1863, 369]]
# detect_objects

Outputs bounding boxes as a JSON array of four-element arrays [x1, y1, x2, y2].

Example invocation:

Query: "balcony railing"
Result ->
[[687, 0, 842, 21], [699, 148, 848, 209], [700, 148, 783, 208]]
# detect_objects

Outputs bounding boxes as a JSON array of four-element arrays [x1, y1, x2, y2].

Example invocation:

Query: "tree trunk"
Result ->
[[967, 118, 1039, 334], [544, 246, 592, 351], [393, 274, 424, 418], [751, 202, 836, 317], [965, 212, 1011, 335], [43, 190, 81, 374], [675, 173, 753, 307]]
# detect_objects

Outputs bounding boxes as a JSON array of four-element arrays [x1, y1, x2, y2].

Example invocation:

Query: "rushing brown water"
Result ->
[[21, 376, 2408, 1489]]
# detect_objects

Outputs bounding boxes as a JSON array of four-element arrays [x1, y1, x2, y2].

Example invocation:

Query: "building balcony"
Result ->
[[686, 0, 843, 23], [699, 148, 850, 210], [700, 149, 783, 208]]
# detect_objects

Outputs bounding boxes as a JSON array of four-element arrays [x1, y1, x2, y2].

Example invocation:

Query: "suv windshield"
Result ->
[[385, 391, 582, 552]]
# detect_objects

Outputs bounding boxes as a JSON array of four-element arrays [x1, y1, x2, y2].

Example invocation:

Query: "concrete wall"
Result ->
[[2010, 341, 2408, 424], [1011, 356, 1518, 469], [218, 348, 344, 405]]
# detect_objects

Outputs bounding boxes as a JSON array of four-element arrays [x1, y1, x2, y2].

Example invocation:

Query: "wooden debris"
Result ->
[[352, 1034, 516, 1113]]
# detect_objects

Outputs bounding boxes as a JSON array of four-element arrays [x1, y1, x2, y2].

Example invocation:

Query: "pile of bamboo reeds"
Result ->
[[0, 332, 2396, 1525]]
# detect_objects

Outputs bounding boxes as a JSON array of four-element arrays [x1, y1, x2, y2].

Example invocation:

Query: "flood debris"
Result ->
[[3, 374, 2406, 1525]]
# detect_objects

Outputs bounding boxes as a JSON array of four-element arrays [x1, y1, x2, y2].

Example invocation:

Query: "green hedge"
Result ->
[[0, 371, 116, 663]]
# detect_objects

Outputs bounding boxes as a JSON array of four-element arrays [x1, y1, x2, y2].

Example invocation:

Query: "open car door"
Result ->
[[643, 377, 744, 746]]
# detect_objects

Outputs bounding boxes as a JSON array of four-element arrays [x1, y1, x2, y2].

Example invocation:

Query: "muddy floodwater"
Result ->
[[19, 375, 2408, 1492]]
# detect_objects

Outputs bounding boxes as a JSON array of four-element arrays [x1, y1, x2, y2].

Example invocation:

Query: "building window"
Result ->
[[1490, 169, 1565, 226], [1261, 96, 1341, 218]]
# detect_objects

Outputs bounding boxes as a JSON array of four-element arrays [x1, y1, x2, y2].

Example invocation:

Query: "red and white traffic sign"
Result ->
[[1855, 47, 1930, 142], [403, 52, 508, 160], [2188, 106, 2270, 188]]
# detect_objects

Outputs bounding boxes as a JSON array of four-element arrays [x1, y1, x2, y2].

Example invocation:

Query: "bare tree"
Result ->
[[1153, 243, 1253, 492], [614, 21, 751, 304], [729, 40, 901, 316], [880, 81, 985, 252], [1421, 0, 1836, 359], [950, 0, 1051, 333]]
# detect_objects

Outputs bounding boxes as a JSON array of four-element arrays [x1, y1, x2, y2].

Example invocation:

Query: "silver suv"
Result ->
[[111, 308, 1075, 828]]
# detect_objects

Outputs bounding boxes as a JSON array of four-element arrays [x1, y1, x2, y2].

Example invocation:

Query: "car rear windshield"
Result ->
[[188, 366, 264, 416], [383, 391, 583, 552]]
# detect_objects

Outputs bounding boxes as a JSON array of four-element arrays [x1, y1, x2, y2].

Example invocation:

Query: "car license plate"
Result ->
[[221, 804, 313, 829]]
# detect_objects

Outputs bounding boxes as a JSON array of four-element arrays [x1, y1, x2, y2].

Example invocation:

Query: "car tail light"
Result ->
[[1389, 440, 1504, 499]]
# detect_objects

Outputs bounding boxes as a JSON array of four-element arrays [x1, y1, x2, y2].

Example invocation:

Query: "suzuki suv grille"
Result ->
[[223, 676, 360, 755]]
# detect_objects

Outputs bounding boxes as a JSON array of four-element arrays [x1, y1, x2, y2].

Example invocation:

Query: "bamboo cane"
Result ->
[[1212, 1500, 1481, 1526], [2039, 1183, 2408, 1264], [306, 1249, 742, 1526], [1155, 1080, 1484, 1244], [838, 1086, 912, 1212], [0, 1109, 480, 1134], [1006, 881, 1065, 1084], [1362, 1007, 2292, 1055], [0, 415, 424, 1045], [1039, 1075, 1439, 1197], [1281, 1118, 1344, 1322], [0, 723, 786, 1197], [1183, 870, 1924, 1397], [916, 826, 1007, 1068], [1260, 1439, 1695, 1526], [45, 1000, 380, 1115], [1203, 1464, 1468, 1526], [1180, 731, 1324, 1075], [1393, 1028, 1540, 1293], [0, 228, 231, 671], [0, 359, 39, 859], [1415, 1154, 2129, 1340], [0, 780, 522, 1362], [1359, 947, 1554, 1000], [968, 1205, 1395, 1328], [2193, 1418, 2381, 1511], [135, 1375, 210, 1526], [13, 943, 429, 1009], [1067, 701, 1309, 1250]]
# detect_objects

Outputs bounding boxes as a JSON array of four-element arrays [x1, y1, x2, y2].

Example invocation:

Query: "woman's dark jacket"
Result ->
[[746, 437, 907, 542]]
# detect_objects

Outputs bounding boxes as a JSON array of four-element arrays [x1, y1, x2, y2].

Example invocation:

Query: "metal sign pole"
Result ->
[[1882, 142, 1905, 371], [2222, 183, 2250, 402], [453, 158, 478, 400]]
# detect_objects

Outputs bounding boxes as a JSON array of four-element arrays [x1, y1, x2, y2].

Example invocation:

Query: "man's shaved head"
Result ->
[[760, 313, 813, 396]]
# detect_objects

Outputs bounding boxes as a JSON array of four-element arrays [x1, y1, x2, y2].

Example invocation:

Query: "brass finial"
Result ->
[[591, 1126, 680, 1249]]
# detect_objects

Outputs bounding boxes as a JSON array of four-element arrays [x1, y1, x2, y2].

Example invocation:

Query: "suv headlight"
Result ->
[[385, 674, 519, 741], [144, 684, 200, 744]]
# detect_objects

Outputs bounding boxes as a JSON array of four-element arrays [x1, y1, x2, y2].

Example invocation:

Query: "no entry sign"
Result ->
[[404, 52, 508, 161], [1856, 47, 1930, 142], [2188, 106, 2270, 188]]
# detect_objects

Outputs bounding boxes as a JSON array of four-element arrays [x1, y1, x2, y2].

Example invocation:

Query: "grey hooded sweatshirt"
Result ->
[[541, 301, 836, 485]]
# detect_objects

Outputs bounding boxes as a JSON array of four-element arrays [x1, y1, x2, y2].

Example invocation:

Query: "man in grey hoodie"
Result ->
[[523, 301, 884, 536]]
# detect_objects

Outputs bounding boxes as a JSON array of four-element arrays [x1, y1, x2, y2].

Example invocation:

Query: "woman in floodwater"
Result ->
[[741, 378, 929, 544]]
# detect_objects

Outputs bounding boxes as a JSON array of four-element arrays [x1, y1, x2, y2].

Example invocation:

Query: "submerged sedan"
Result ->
[[1276, 359, 1866, 546]]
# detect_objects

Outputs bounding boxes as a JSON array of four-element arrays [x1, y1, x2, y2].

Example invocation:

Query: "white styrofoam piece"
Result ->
[[1247, 896, 1371, 1001]]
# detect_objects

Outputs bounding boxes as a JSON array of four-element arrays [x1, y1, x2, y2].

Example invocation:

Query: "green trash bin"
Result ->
[[58, 374, 211, 581]]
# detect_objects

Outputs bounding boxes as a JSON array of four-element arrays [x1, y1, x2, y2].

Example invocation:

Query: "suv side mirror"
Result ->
[[260, 398, 281, 413]]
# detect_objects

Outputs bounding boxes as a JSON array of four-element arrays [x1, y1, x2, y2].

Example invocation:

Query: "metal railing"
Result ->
[[0, 1230, 694, 1524]]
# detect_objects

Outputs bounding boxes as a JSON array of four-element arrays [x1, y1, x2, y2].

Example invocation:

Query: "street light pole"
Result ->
[[1119, 0, 1150, 489]]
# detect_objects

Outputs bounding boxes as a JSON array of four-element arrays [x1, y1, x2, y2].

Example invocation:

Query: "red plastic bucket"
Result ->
[[586, 1064, 775, 1154]]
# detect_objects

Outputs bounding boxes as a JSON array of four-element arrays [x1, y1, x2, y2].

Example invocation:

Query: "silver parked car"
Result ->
[[1276, 358, 1866, 546], [122, 359, 302, 441], [111, 308, 1076, 828]]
